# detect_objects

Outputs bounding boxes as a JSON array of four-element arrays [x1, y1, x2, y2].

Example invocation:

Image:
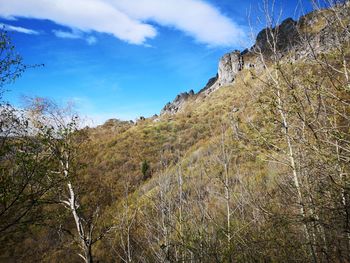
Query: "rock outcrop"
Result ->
[[255, 18, 300, 53], [200, 8, 350, 94], [294, 8, 350, 58], [217, 51, 244, 86], [160, 3, 350, 116], [161, 90, 195, 115], [198, 51, 245, 96], [198, 74, 218, 94]]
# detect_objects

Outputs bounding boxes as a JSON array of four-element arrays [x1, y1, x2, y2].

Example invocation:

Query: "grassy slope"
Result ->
[[79, 6, 333, 202], [25, 6, 349, 260], [80, 65, 260, 196]]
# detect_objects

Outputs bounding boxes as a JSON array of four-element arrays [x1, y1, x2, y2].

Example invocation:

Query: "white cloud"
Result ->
[[0, 0, 246, 47], [53, 30, 81, 39], [113, 0, 247, 47], [53, 29, 98, 45], [86, 36, 97, 45], [0, 23, 39, 35], [0, 0, 156, 45]]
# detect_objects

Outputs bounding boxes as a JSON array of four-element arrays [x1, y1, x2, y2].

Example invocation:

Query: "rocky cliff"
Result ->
[[160, 4, 350, 116], [160, 90, 195, 115]]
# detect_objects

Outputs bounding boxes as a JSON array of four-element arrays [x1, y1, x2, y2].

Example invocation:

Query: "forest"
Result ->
[[1, 1, 350, 262]]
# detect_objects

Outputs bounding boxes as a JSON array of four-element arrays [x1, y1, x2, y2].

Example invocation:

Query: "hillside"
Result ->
[[77, 3, 350, 262], [1, 2, 350, 263], [79, 0, 349, 204]]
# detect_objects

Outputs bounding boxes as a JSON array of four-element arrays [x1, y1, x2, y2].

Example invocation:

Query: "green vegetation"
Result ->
[[1, 2, 350, 262]]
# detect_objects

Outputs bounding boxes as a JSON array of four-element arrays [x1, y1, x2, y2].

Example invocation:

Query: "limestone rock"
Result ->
[[198, 51, 244, 96], [198, 74, 218, 94], [199, 51, 244, 95], [255, 18, 300, 54], [217, 51, 244, 86], [160, 3, 350, 116], [160, 90, 195, 115]]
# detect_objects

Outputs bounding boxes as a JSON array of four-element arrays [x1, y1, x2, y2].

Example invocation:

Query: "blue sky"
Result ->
[[0, 0, 313, 125]]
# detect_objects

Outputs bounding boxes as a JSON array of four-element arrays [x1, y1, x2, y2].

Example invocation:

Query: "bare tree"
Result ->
[[0, 30, 52, 241], [27, 98, 111, 263], [247, 0, 350, 261]]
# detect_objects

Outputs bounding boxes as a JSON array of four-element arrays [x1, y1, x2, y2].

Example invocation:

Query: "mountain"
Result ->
[[1, 2, 350, 262], [77, 4, 349, 261], [161, 4, 350, 116]]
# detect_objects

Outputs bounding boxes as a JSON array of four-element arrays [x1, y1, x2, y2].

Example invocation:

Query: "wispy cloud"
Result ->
[[52, 30, 81, 39], [113, 0, 247, 47], [0, 0, 246, 47], [86, 36, 97, 45], [0, 15, 17, 21], [0, 23, 39, 35], [52, 29, 97, 45]]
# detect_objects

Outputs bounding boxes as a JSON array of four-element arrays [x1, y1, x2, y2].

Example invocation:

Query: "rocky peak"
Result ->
[[217, 51, 244, 86], [160, 4, 350, 116], [161, 90, 195, 115], [255, 18, 299, 53], [197, 51, 245, 96], [198, 74, 218, 94], [197, 50, 247, 96], [201, 11, 346, 95]]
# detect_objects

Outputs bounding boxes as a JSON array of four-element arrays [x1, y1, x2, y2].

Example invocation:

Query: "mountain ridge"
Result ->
[[159, 4, 350, 116], [3, 2, 349, 262]]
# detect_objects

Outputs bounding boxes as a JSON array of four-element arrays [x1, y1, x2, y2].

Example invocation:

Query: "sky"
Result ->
[[0, 0, 313, 126]]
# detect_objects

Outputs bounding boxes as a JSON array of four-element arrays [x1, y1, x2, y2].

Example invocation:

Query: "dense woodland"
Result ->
[[1, 1, 350, 262]]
